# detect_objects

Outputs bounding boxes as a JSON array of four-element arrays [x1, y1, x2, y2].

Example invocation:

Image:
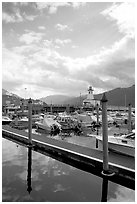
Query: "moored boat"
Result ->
[[56, 113, 75, 130], [96, 131, 135, 157], [35, 116, 61, 133], [2, 116, 12, 125]]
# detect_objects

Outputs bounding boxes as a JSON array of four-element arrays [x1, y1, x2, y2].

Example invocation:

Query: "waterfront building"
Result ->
[[83, 86, 100, 108]]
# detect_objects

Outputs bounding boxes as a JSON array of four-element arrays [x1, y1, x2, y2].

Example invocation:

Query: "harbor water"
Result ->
[[2, 137, 135, 202]]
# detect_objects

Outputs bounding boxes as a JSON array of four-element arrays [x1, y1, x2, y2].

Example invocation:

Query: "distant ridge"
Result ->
[[39, 85, 135, 107], [40, 95, 73, 105], [2, 89, 21, 98], [2, 88, 22, 106], [95, 85, 135, 107], [2, 85, 135, 107]]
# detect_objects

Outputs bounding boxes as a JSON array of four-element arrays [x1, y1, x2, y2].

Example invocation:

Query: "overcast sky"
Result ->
[[2, 2, 135, 99]]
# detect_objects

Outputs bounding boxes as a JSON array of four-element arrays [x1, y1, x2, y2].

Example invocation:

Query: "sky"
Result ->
[[2, 1, 135, 99]]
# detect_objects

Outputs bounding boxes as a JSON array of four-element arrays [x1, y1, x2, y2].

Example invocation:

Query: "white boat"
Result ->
[[74, 113, 96, 128], [10, 117, 29, 127], [32, 114, 44, 122], [96, 132, 135, 157], [35, 116, 61, 133], [56, 113, 74, 129], [2, 116, 12, 125]]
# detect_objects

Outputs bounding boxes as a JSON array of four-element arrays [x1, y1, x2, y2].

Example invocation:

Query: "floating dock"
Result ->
[[2, 125, 135, 190]]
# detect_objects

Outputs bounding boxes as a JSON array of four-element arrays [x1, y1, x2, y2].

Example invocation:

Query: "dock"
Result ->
[[2, 125, 135, 190]]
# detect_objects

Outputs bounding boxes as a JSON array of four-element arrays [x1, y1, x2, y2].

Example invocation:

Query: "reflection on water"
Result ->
[[101, 178, 108, 202], [2, 138, 135, 202], [27, 147, 32, 194]]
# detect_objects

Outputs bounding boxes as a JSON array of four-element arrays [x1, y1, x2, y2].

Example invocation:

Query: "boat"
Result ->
[[74, 113, 96, 128], [35, 116, 61, 133], [2, 116, 12, 125], [10, 117, 29, 129], [32, 114, 44, 122], [96, 131, 135, 157], [56, 113, 75, 130]]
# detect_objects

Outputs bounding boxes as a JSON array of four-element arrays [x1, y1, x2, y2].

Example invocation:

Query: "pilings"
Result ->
[[28, 98, 32, 145], [101, 178, 108, 202], [128, 103, 132, 133], [21, 99, 24, 114], [27, 147, 32, 194], [101, 93, 109, 173], [50, 103, 53, 113], [96, 103, 99, 148], [15, 117, 18, 126], [66, 104, 70, 113], [101, 93, 114, 176]]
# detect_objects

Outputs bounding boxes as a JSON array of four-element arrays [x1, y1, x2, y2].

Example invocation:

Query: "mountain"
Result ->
[[2, 89, 8, 95], [2, 89, 21, 98], [2, 85, 135, 107], [40, 95, 73, 105], [2, 89, 22, 106], [41, 85, 135, 107], [63, 95, 87, 106], [2, 89, 45, 106], [95, 85, 135, 107]]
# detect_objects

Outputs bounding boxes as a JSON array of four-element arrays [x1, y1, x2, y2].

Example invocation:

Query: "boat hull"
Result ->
[[97, 137, 135, 157], [35, 123, 51, 132], [2, 120, 12, 125]]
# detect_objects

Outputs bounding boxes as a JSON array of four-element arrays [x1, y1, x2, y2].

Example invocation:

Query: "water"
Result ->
[[2, 138, 135, 202]]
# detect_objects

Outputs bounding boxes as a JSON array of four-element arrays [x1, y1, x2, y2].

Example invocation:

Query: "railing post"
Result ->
[[28, 98, 32, 145]]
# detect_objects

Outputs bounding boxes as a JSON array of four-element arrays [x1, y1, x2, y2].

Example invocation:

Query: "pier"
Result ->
[[2, 125, 135, 190]]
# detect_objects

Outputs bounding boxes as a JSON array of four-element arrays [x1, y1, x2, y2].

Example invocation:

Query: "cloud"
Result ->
[[23, 14, 37, 21], [3, 30, 135, 98], [2, 46, 47, 97], [38, 26, 46, 30], [35, 2, 70, 13], [101, 2, 135, 37], [53, 35, 134, 90], [2, 11, 37, 23], [2, 2, 87, 24], [19, 31, 45, 45], [35, 2, 86, 14], [71, 2, 87, 9], [2, 2, 38, 23], [108, 186, 135, 202], [55, 39, 72, 46], [55, 23, 72, 31], [2, 11, 23, 23]]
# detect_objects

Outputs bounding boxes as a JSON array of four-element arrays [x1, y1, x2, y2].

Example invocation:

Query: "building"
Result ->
[[83, 86, 100, 108]]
